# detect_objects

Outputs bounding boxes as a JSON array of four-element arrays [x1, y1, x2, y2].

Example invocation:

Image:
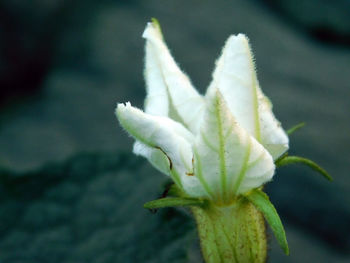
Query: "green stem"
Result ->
[[191, 198, 267, 263]]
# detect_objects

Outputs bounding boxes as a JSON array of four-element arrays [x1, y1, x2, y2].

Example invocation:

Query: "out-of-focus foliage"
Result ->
[[0, 153, 200, 263], [264, 0, 350, 45]]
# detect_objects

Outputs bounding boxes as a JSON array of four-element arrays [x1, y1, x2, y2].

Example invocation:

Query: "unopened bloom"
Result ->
[[116, 20, 289, 205]]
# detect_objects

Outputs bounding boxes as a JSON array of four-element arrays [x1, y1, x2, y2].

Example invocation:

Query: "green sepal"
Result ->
[[287, 122, 305, 135], [276, 155, 333, 181], [274, 151, 289, 165], [245, 189, 289, 255], [144, 197, 206, 210]]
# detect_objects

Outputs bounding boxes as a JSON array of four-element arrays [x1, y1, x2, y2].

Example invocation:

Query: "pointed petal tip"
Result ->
[[142, 23, 152, 39], [222, 34, 252, 60], [151, 17, 161, 28], [116, 101, 131, 110], [115, 101, 133, 118], [142, 19, 162, 39], [226, 33, 249, 45]]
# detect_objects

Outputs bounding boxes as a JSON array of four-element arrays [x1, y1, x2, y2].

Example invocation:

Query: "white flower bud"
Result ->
[[116, 20, 289, 204]]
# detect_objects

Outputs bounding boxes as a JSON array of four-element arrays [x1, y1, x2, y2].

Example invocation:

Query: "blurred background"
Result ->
[[0, 0, 349, 262]]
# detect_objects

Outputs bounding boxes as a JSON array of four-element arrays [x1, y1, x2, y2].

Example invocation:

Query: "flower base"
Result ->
[[192, 198, 267, 263]]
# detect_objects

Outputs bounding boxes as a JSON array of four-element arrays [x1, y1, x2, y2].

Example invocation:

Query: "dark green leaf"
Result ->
[[0, 153, 199, 263]]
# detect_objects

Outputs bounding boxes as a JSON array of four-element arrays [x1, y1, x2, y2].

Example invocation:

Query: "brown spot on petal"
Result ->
[[186, 156, 195, 176]]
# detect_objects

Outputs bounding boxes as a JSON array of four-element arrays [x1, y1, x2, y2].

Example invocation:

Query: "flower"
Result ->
[[116, 20, 289, 205]]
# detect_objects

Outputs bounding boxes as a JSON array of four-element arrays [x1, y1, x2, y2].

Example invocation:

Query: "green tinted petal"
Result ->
[[143, 21, 205, 133]]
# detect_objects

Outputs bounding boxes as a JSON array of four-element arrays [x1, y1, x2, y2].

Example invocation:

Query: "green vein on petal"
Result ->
[[194, 149, 216, 201], [232, 139, 252, 197], [214, 94, 228, 202]]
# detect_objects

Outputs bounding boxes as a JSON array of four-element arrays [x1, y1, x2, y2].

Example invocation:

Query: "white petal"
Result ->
[[181, 175, 208, 198], [194, 90, 275, 203], [133, 141, 170, 175], [143, 21, 205, 133], [207, 34, 288, 159], [144, 23, 169, 116], [237, 138, 275, 194], [116, 102, 193, 187], [207, 34, 260, 139], [257, 86, 289, 159], [134, 141, 207, 198]]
